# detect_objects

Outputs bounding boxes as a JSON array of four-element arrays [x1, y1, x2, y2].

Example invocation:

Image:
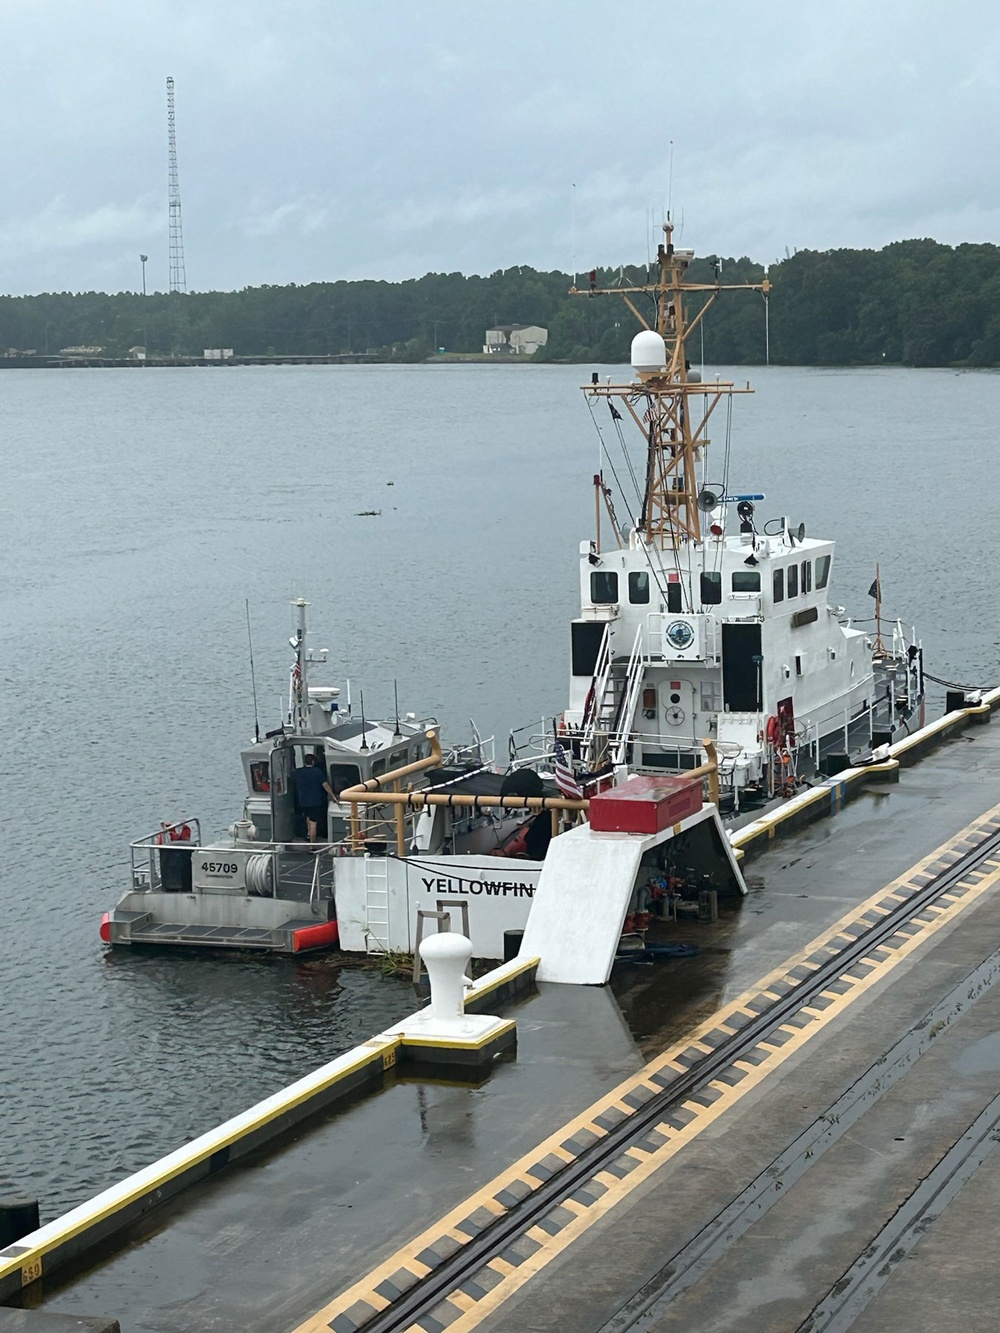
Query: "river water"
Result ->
[[1, 362, 997, 1218]]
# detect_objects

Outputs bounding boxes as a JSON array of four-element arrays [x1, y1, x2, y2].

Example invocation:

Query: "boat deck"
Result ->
[[19, 711, 1000, 1331]]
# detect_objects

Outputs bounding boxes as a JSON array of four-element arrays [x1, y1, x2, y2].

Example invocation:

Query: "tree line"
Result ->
[[2, 237, 999, 366]]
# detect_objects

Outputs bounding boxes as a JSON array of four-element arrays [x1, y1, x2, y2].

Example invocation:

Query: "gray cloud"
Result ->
[[1, 0, 998, 294]]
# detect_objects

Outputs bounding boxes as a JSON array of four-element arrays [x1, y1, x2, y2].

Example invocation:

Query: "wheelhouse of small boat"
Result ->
[[239, 716, 437, 844]]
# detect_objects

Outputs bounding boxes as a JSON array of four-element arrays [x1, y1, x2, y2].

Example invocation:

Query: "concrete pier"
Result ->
[[9, 702, 1000, 1331]]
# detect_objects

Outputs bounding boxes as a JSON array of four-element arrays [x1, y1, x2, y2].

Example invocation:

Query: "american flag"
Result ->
[[553, 742, 583, 800]]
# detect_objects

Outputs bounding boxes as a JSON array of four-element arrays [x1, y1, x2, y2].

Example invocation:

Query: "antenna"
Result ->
[[393, 679, 401, 737], [166, 76, 187, 294], [359, 690, 369, 750], [667, 139, 675, 220], [245, 600, 261, 743]]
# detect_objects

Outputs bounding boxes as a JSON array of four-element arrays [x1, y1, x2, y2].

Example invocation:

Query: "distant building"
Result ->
[[203, 348, 234, 360], [4, 348, 36, 357], [483, 324, 548, 356], [128, 346, 147, 361], [60, 345, 104, 356]]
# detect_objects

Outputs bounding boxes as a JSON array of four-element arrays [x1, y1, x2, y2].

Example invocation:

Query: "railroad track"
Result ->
[[341, 820, 1000, 1333]]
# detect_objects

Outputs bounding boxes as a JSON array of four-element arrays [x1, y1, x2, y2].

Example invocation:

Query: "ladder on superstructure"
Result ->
[[363, 856, 390, 955], [580, 624, 644, 770]]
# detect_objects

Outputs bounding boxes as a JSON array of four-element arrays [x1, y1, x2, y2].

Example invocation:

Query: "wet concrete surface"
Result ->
[[30, 984, 642, 1331], [27, 722, 1000, 1331]]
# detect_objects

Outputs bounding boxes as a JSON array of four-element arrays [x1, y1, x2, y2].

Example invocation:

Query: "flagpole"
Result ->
[[873, 562, 887, 658]]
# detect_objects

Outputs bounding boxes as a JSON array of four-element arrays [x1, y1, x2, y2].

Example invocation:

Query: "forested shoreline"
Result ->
[[2, 237, 999, 366]]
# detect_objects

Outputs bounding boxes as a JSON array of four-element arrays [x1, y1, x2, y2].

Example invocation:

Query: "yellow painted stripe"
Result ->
[[295, 800, 1000, 1333], [465, 956, 540, 1004], [0, 1035, 399, 1285], [399, 1020, 516, 1052], [433, 861, 1000, 1333]]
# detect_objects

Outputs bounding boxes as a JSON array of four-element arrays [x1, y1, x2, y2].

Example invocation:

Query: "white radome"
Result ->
[[631, 329, 667, 374]]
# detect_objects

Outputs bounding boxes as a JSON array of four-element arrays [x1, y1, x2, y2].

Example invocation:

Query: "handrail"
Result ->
[[130, 818, 202, 849]]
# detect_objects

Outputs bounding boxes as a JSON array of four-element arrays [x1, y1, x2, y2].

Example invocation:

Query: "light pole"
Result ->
[[139, 255, 149, 361]]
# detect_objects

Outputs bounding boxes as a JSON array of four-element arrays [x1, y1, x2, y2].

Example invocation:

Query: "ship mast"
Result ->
[[290, 597, 310, 735], [573, 218, 769, 551]]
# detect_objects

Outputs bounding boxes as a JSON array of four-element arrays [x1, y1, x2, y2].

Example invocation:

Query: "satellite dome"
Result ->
[[631, 330, 667, 375]]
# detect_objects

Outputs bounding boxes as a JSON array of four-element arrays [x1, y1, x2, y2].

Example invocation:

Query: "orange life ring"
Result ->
[[765, 715, 781, 746]]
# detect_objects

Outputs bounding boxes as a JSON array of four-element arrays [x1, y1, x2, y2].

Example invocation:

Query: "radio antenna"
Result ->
[[245, 599, 261, 742], [393, 679, 402, 737]]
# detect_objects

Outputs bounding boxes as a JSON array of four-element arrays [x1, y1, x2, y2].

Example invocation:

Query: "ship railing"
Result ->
[[445, 728, 496, 768], [309, 850, 337, 906], [609, 626, 645, 767], [129, 819, 202, 890], [507, 716, 560, 767]]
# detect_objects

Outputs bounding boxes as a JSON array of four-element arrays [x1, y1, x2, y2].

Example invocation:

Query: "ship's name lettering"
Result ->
[[421, 876, 535, 898]]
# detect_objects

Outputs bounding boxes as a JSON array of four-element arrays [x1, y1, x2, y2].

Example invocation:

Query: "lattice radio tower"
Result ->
[[166, 76, 187, 293]]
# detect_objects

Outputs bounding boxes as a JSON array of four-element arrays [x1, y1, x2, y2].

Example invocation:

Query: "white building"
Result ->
[[483, 324, 548, 355]]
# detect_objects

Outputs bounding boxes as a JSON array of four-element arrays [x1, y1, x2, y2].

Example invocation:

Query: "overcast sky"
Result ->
[[1, 0, 998, 295]]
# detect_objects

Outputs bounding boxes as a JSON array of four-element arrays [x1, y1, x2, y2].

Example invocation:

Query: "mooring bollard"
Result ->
[[419, 932, 474, 1024], [0, 1193, 40, 1247]]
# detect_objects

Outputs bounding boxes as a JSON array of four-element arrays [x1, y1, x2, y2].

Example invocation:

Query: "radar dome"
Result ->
[[631, 330, 667, 375]]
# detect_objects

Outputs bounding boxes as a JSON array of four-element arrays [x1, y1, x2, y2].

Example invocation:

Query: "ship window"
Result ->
[[327, 763, 361, 792], [701, 681, 722, 711], [667, 582, 682, 612], [732, 570, 761, 592], [591, 571, 619, 603], [796, 655, 803, 676], [628, 571, 650, 604], [773, 568, 784, 603], [700, 571, 722, 604], [787, 564, 799, 597], [250, 761, 270, 793], [816, 554, 831, 589], [371, 756, 387, 777], [801, 560, 812, 592]]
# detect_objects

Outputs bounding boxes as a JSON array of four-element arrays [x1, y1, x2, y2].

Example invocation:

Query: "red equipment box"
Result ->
[[588, 774, 703, 834]]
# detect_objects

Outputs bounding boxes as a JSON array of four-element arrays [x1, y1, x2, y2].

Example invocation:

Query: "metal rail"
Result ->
[[359, 821, 1000, 1333]]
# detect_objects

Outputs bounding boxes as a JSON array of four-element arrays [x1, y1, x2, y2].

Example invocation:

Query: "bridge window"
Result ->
[[327, 763, 361, 793], [787, 564, 799, 598], [250, 761, 270, 793], [732, 570, 761, 592], [816, 554, 831, 589], [773, 568, 784, 603], [590, 571, 619, 603], [801, 560, 812, 592], [700, 571, 722, 604], [628, 571, 650, 604]]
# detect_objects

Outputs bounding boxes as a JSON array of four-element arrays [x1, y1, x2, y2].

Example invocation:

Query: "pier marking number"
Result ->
[[382, 1047, 396, 1070], [21, 1255, 42, 1286]]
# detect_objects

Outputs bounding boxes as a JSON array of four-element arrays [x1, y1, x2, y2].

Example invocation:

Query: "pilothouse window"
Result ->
[[700, 571, 722, 605], [801, 560, 812, 593], [590, 571, 619, 604], [628, 571, 651, 604], [732, 571, 761, 592], [816, 554, 831, 589], [773, 568, 784, 603], [787, 565, 799, 598]]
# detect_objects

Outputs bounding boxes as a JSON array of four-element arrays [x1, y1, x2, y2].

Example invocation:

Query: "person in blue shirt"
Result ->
[[292, 753, 334, 843]]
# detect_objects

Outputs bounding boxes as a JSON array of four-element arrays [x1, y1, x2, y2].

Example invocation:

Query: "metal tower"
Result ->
[[166, 76, 187, 293]]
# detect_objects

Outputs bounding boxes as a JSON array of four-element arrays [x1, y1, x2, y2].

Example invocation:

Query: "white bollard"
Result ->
[[420, 933, 473, 1025]]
